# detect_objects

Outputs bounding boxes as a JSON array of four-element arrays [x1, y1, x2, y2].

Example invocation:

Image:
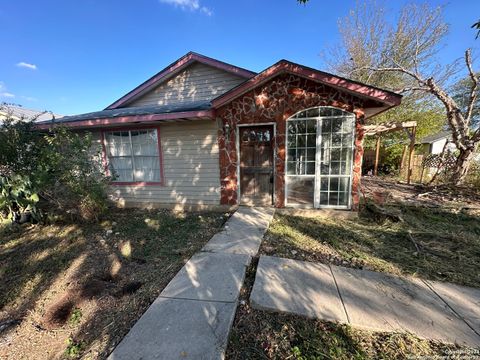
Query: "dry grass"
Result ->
[[260, 205, 480, 288], [0, 208, 229, 359]]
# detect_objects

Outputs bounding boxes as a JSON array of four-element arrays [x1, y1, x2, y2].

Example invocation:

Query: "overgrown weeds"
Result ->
[[260, 204, 480, 287]]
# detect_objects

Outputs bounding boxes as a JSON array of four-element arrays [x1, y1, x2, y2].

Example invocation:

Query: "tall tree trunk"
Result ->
[[451, 146, 475, 184]]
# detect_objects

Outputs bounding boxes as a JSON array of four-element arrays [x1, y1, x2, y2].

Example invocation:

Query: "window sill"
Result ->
[[110, 181, 165, 186]]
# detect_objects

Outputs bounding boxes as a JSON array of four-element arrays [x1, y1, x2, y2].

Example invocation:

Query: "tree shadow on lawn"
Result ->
[[262, 206, 480, 288], [0, 208, 229, 359], [0, 224, 85, 319]]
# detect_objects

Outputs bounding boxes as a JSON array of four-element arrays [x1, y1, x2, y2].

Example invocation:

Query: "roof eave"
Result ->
[[35, 109, 215, 130]]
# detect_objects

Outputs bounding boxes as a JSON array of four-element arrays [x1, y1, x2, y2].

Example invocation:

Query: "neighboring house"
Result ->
[[418, 130, 457, 155], [0, 103, 62, 124], [37, 52, 401, 210]]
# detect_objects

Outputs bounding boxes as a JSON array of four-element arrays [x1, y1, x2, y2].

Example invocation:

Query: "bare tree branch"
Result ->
[[398, 87, 430, 94], [465, 49, 479, 124]]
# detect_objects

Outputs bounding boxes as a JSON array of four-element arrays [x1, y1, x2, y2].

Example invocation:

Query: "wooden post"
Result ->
[[407, 126, 416, 184], [400, 145, 408, 179], [374, 136, 381, 176]]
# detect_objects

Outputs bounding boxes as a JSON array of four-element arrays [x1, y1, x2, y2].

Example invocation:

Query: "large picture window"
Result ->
[[104, 128, 161, 183], [286, 107, 355, 208]]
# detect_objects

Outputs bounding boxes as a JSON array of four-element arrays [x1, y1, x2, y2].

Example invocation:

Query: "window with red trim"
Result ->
[[104, 129, 161, 182]]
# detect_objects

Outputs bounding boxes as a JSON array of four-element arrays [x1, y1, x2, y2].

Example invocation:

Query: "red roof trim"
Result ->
[[211, 61, 402, 109], [106, 52, 256, 110], [35, 109, 215, 130]]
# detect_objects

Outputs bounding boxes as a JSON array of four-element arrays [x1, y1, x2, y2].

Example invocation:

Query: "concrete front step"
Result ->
[[250, 255, 480, 348]]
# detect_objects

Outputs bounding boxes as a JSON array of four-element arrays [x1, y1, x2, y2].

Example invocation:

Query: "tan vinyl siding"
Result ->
[[126, 62, 245, 107], [96, 120, 220, 206]]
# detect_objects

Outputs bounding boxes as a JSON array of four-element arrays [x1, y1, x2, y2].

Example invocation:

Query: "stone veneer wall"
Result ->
[[216, 73, 367, 208]]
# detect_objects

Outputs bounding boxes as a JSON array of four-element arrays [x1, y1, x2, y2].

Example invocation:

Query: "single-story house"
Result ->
[[417, 130, 456, 155], [37, 52, 402, 210]]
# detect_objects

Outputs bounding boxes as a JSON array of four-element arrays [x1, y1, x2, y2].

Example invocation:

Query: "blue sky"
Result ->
[[1, 0, 479, 115]]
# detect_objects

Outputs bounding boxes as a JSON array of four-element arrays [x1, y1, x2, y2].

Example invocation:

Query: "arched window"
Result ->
[[286, 107, 355, 208]]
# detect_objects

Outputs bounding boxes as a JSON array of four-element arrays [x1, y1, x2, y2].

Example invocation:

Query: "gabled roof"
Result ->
[[36, 53, 403, 130], [106, 52, 257, 110], [212, 60, 402, 113]]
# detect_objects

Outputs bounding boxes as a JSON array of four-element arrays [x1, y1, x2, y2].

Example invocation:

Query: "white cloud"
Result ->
[[159, 0, 212, 15], [16, 61, 37, 70], [21, 95, 38, 102], [0, 82, 15, 98]]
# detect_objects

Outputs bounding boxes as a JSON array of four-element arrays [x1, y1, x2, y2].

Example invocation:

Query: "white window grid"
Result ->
[[285, 107, 355, 209], [104, 129, 160, 182]]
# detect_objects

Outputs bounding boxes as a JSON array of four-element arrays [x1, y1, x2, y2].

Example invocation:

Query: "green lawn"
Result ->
[[0, 208, 229, 359], [260, 205, 480, 287]]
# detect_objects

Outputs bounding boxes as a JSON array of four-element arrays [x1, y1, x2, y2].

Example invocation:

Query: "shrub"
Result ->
[[0, 115, 110, 222]]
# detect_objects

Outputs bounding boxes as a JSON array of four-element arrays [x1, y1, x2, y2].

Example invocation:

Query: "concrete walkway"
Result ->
[[251, 256, 480, 348], [108, 207, 274, 360]]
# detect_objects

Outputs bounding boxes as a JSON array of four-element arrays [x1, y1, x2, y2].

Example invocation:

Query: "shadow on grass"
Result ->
[[0, 208, 229, 359], [262, 205, 480, 287]]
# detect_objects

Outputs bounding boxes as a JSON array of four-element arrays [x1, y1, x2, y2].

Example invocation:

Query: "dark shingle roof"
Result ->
[[36, 101, 211, 125]]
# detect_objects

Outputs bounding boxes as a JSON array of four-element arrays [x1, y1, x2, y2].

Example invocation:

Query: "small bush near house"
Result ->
[[0, 116, 110, 222]]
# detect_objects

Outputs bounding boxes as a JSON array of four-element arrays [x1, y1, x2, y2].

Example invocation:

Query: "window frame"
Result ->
[[101, 125, 165, 186], [285, 107, 356, 209]]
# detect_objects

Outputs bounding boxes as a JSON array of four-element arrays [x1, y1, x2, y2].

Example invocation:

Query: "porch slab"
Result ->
[[331, 266, 480, 347], [425, 280, 480, 336], [250, 256, 348, 323], [160, 252, 250, 302], [108, 298, 236, 360]]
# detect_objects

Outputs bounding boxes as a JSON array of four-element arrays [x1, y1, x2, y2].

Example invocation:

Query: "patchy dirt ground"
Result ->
[[0, 208, 229, 359], [361, 176, 480, 210]]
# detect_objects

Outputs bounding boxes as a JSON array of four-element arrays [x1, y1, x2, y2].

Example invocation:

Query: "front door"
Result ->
[[239, 126, 274, 206]]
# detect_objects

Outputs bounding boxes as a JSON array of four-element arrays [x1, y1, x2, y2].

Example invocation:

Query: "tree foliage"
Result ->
[[318, 2, 446, 173], [319, 1, 478, 184], [0, 110, 110, 223]]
